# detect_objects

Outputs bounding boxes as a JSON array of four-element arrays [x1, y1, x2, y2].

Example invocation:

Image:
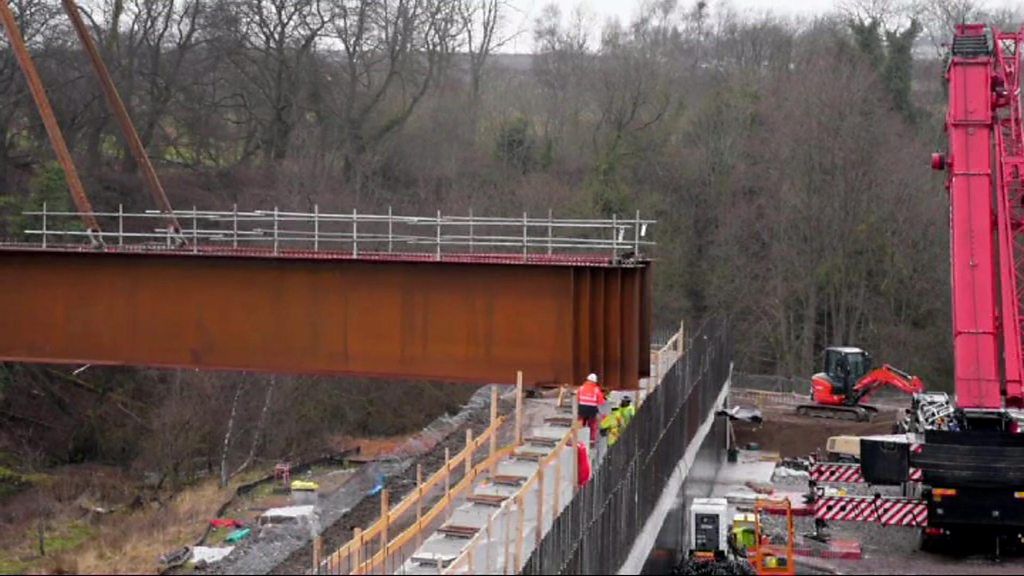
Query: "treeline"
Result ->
[[0, 0, 1022, 472]]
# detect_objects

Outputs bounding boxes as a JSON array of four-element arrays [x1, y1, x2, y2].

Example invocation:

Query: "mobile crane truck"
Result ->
[[861, 23, 1024, 554]]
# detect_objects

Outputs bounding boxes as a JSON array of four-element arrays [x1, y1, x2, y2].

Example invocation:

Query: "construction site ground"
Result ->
[[728, 389, 1024, 575]]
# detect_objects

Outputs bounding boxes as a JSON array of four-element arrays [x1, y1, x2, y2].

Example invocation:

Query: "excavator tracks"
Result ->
[[796, 403, 879, 422]]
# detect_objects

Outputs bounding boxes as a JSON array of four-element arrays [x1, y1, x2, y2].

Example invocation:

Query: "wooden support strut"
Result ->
[[0, 0, 101, 238], [58, 0, 182, 239], [515, 371, 524, 446]]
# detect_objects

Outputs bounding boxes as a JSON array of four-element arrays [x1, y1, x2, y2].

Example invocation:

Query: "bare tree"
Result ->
[[459, 0, 513, 103], [326, 0, 462, 191], [0, 0, 63, 183], [219, 379, 244, 487], [214, 0, 330, 162]]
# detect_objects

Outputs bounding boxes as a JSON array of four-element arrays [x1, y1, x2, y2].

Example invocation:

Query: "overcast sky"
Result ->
[[503, 0, 836, 51], [502, 0, 1020, 52]]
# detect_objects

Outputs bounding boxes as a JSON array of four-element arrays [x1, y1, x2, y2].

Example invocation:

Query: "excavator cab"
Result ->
[[823, 347, 872, 395]]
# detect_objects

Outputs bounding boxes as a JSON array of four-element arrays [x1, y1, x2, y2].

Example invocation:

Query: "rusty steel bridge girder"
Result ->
[[0, 249, 650, 389]]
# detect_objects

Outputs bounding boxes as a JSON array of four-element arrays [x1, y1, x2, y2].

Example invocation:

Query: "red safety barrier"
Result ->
[[810, 462, 923, 483], [814, 496, 927, 527]]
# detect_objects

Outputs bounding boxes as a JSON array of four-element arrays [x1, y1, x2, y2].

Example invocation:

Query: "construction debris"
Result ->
[[225, 528, 252, 544], [716, 405, 764, 424], [158, 546, 191, 568], [192, 546, 235, 564], [290, 480, 319, 492], [209, 519, 244, 529], [259, 505, 316, 527]]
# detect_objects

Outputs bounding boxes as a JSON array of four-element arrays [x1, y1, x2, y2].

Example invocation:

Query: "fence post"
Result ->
[[273, 206, 279, 255], [444, 447, 451, 520], [522, 211, 528, 262], [469, 207, 474, 253], [547, 208, 553, 255], [465, 428, 473, 476], [536, 466, 545, 547], [416, 464, 424, 547], [118, 203, 123, 246], [41, 202, 47, 249], [314, 204, 319, 252], [312, 536, 323, 574], [611, 213, 618, 259], [515, 494, 526, 570], [486, 514, 494, 573], [515, 371, 524, 446], [503, 503, 513, 575], [232, 203, 238, 249], [553, 443, 561, 521], [436, 209, 442, 261], [490, 385, 498, 465], [679, 319, 686, 356], [571, 393, 579, 491], [353, 528, 362, 575], [388, 206, 393, 253], [192, 206, 198, 253], [380, 489, 389, 572], [352, 208, 358, 257], [635, 209, 641, 256]]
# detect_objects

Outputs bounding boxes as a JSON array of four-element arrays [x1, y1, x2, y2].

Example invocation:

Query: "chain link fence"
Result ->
[[732, 373, 806, 394], [521, 319, 733, 575]]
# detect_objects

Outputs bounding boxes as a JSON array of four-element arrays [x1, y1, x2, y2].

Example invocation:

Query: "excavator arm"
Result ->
[[848, 364, 925, 406]]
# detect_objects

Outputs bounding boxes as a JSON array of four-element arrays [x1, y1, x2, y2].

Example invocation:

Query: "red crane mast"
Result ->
[[940, 24, 1024, 411]]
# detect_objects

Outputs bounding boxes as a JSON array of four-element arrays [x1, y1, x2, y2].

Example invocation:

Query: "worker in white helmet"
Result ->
[[577, 373, 606, 445]]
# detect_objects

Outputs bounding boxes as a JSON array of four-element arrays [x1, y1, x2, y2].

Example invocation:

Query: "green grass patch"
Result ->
[[0, 556, 29, 575], [0, 466, 29, 501], [205, 527, 232, 546], [38, 522, 94, 556]]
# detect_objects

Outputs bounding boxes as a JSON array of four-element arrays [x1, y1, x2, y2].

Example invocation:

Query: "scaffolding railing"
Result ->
[[12, 205, 655, 263]]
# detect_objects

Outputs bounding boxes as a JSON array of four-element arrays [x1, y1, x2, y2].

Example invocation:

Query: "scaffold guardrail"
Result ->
[[9, 205, 655, 263]]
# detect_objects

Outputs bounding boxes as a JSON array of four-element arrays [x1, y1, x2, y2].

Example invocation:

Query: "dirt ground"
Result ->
[[732, 401, 899, 458]]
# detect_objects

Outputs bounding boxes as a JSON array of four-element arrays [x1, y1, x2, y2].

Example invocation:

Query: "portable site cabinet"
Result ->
[[689, 497, 729, 558]]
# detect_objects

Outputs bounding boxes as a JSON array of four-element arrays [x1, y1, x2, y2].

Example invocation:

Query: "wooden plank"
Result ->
[[490, 385, 498, 467], [468, 493, 508, 506], [353, 528, 362, 575], [466, 429, 473, 477], [536, 467, 545, 547], [553, 446, 561, 523], [439, 524, 479, 538], [416, 464, 424, 548], [380, 489, 389, 570], [486, 514, 494, 573], [515, 494, 526, 569], [515, 371, 524, 445]]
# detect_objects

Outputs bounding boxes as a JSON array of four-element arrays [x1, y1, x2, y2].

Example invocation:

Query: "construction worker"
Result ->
[[619, 395, 636, 427], [600, 406, 625, 446], [577, 373, 605, 444]]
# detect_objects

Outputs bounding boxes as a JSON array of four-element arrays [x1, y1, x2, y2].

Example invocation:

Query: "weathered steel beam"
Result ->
[[0, 249, 650, 389]]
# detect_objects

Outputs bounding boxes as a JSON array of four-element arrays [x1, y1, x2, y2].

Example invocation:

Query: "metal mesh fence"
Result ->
[[521, 319, 732, 575], [732, 373, 805, 394]]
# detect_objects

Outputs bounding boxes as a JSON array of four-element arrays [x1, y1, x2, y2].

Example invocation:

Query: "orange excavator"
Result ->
[[796, 347, 924, 422]]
